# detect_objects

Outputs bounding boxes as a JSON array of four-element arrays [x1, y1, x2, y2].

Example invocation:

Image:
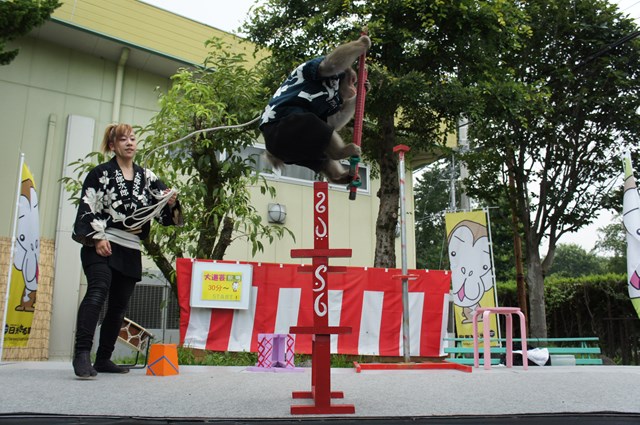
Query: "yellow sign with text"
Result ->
[[201, 271, 243, 302]]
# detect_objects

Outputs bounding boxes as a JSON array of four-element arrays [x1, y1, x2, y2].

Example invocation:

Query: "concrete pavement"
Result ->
[[0, 362, 639, 423]]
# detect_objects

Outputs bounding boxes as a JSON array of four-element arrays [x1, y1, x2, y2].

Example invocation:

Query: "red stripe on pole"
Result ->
[[352, 51, 368, 148]]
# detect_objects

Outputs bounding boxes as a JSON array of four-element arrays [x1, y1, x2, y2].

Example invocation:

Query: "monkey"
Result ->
[[259, 36, 371, 184]]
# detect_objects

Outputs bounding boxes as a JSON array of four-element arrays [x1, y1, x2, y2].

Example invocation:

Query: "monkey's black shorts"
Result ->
[[261, 112, 333, 173]]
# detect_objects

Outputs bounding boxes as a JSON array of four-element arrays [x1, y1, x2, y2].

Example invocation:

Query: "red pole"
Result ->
[[348, 31, 368, 201]]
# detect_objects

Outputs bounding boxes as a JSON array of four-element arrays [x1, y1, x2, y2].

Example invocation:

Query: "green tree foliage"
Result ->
[[462, 0, 640, 337], [138, 38, 293, 287], [413, 161, 451, 270], [595, 217, 626, 274], [413, 160, 519, 281], [481, 201, 522, 283], [62, 38, 293, 292], [0, 0, 60, 65], [546, 243, 606, 277], [243, 0, 529, 268]]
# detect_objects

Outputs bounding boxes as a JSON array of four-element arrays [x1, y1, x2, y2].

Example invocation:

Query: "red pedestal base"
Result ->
[[289, 331, 354, 414], [291, 401, 355, 415]]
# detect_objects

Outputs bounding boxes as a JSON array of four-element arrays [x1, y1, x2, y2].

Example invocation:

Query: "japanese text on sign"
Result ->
[[201, 271, 243, 301]]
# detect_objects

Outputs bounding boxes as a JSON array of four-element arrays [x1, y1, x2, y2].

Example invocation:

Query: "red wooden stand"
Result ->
[[289, 182, 356, 414]]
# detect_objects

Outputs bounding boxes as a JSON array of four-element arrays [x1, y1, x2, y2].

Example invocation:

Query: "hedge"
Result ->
[[496, 274, 639, 365]]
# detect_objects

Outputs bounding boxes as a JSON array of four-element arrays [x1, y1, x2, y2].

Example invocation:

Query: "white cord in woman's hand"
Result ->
[[164, 188, 177, 207]]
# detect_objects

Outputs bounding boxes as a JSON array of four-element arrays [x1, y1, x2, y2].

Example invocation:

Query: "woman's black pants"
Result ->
[[74, 262, 137, 360]]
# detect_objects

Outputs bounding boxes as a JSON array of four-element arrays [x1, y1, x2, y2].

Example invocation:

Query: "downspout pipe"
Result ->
[[111, 47, 130, 123]]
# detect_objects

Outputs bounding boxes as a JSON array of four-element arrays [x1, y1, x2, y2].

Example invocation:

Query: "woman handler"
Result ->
[[71, 123, 182, 379]]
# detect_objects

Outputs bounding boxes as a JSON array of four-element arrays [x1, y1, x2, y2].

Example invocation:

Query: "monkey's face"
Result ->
[[339, 68, 357, 100]]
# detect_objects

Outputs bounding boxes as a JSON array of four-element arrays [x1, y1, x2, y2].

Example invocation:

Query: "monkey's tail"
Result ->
[[263, 150, 285, 170]]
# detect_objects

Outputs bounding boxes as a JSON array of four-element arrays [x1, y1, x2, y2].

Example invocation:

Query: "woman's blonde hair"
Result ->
[[100, 123, 133, 154]]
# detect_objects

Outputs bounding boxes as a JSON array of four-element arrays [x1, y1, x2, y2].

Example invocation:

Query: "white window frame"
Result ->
[[241, 142, 371, 195]]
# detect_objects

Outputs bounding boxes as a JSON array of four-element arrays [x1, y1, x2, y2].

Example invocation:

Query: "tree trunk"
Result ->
[[193, 144, 221, 259], [212, 216, 234, 260], [374, 114, 399, 268], [524, 241, 548, 338]]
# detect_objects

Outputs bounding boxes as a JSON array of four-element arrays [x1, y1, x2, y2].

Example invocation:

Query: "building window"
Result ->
[[239, 143, 370, 193]]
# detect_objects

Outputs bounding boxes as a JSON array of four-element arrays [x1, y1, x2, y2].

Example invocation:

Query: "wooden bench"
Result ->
[[443, 337, 602, 366]]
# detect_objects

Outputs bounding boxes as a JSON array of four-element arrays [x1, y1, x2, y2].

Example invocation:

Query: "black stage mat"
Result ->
[[1, 413, 639, 425]]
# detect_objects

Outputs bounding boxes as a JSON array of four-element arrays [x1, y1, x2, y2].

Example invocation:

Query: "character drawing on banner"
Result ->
[[14, 177, 40, 312], [622, 174, 640, 301], [448, 220, 492, 323], [232, 281, 239, 292]]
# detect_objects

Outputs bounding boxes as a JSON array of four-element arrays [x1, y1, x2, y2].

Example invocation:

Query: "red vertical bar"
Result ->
[[314, 182, 329, 250], [313, 182, 329, 329], [352, 52, 367, 149], [349, 42, 368, 201]]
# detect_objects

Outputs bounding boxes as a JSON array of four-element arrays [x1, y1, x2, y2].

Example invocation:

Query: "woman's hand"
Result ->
[[95, 239, 112, 257], [165, 189, 177, 207]]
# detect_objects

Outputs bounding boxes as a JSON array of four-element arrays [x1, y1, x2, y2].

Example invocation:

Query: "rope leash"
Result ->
[[119, 186, 177, 231], [119, 116, 261, 230], [141, 116, 260, 168]]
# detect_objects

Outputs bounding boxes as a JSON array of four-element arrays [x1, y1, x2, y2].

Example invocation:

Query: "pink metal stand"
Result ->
[[289, 182, 355, 414], [472, 307, 528, 370], [246, 333, 303, 373]]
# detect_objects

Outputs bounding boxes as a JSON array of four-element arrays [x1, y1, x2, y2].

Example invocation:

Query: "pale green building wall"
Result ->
[[0, 0, 419, 361], [0, 36, 169, 241]]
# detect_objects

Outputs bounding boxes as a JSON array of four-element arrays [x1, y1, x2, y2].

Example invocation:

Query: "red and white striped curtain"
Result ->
[[176, 258, 451, 357]]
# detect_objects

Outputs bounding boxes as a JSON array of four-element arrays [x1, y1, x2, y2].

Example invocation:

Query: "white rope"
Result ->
[[120, 116, 260, 231], [141, 116, 260, 167], [119, 188, 177, 231]]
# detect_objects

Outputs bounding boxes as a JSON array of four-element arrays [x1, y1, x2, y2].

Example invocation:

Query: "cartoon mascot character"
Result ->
[[14, 177, 39, 312], [448, 220, 492, 323]]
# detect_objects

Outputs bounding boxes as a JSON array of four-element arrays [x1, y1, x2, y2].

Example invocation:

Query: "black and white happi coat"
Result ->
[[72, 157, 181, 280]]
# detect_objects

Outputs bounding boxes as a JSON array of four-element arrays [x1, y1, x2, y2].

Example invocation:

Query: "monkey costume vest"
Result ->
[[259, 57, 348, 172]]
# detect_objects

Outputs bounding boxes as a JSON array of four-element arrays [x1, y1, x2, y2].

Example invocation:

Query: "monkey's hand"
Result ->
[[319, 36, 372, 77]]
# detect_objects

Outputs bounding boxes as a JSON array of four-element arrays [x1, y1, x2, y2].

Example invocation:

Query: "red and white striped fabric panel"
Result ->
[[176, 258, 450, 358]]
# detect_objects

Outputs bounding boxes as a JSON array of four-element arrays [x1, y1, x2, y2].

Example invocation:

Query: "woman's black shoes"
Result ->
[[73, 351, 97, 379], [93, 358, 130, 374], [73, 353, 129, 377]]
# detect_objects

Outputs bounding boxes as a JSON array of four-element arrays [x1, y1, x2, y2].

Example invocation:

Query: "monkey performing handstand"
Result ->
[[259, 35, 371, 184]]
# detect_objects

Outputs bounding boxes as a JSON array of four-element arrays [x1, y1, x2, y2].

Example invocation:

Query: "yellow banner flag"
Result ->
[[445, 210, 499, 345], [4, 163, 40, 347]]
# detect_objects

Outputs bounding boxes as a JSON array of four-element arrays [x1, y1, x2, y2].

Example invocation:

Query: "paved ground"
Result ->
[[1, 361, 639, 424]]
